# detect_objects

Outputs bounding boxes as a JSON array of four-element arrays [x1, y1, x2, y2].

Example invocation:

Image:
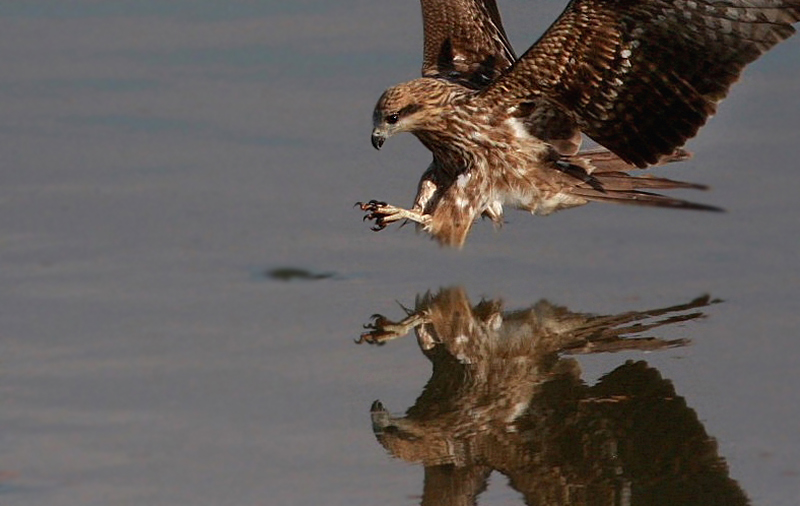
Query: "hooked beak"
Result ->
[[371, 128, 386, 150]]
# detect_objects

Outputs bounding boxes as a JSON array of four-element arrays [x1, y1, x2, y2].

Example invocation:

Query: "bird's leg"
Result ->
[[412, 169, 438, 213], [356, 200, 431, 231], [357, 166, 440, 232]]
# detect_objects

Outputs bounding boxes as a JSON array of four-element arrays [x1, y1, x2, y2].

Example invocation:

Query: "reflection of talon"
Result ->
[[357, 314, 407, 344], [356, 312, 430, 345], [357, 314, 399, 345], [356, 200, 430, 231]]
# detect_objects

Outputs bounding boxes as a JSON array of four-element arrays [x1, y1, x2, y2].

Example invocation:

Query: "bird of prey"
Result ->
[[357, 0, 800, 247]]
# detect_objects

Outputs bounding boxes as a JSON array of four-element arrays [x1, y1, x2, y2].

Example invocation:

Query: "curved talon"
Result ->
[[356, 332, 386, 345], [359, 199, 409, 233], [357, 200, 388, 212]]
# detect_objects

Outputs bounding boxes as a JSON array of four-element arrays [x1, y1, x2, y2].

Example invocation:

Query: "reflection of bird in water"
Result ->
[[358, 0, 800, 247], [358, 288, 745, 506]]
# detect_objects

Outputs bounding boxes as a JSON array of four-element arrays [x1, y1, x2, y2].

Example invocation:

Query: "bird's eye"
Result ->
[[386, 113, 400, 125]]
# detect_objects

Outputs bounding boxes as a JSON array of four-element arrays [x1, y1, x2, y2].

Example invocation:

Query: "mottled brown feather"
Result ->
[[421, 0, 516, 88], [481, 0, 800, 167]]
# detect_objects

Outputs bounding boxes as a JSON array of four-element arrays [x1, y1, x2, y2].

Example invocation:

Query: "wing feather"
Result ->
[[420, 0, 517, 88], [481, 0, 800, 167]]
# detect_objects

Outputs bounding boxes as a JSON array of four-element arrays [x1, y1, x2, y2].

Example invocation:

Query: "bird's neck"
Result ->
[[415, 128, 476, 178], [413, 101, 494, 169]]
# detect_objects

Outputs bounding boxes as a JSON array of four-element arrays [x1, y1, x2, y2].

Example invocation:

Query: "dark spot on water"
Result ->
[[266, 267, 335, 282]]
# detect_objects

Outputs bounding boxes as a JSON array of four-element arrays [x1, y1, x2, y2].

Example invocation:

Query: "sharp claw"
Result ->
[[358, 200, 380, 212], [359, 200, 400, 232]]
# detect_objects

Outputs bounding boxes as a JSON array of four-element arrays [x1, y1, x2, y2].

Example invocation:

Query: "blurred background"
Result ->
[[0, 1, 798, 505]]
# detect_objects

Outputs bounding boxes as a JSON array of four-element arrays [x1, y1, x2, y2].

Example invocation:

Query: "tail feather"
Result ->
[[562, 147, 723, 211], [573, 187, 724, 211]]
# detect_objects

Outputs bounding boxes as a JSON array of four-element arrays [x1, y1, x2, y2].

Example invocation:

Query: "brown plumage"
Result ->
[[358, 0, 800, 247]]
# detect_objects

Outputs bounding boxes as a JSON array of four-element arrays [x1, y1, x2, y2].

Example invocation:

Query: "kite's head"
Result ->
[[371, 78, 455, 150]]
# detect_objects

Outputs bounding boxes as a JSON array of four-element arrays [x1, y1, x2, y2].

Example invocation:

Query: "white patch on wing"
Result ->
[[505, 117, 532, 141], [456, 172, 472, 188], [506, 401, 530, 425], [470, 130, 488, 143]]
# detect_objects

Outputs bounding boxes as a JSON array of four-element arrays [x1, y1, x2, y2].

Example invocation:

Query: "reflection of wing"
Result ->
[[420, 0, 516, 88], [482, 0, 800, 167], [359, 288, 717, 355]]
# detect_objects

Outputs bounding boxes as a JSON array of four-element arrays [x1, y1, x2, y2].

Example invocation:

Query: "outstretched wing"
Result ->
[[420, 0, 517, 88], [481, 0, 800, 167]]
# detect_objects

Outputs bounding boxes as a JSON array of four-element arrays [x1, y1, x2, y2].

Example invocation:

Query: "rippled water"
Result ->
[[1, 2, 798, 505]]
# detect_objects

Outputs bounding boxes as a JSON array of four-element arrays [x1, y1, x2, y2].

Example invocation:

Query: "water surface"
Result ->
[[1, 1, 798, 505]]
